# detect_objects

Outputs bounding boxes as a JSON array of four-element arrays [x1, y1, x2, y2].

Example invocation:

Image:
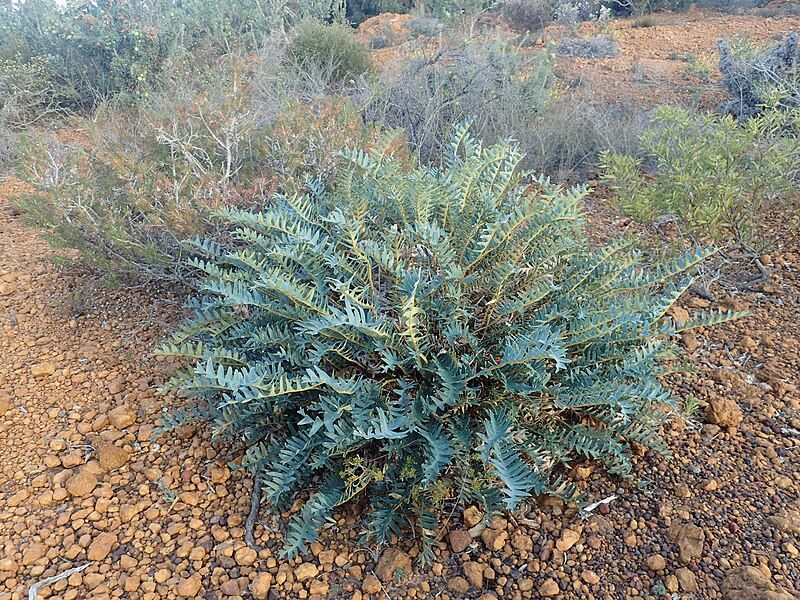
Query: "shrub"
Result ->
[[159, 128, 739, 560], [499, 0, 552, 34], [362, 39, 555, 165], [556, 35, 619, 58], [288, 21, 373, 87], [601, 105, 800, 250], [718, 33, 799, 118], [13, 54, 384, 280]]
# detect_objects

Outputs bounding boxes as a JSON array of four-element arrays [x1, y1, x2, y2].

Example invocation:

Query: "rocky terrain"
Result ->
[[2, 8, 800, 600]]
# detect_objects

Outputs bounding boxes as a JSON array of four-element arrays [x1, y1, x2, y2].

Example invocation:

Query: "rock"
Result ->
[[766, 513, 800, 534], [646, 554, 667, 571], [706, 397, 743, 428], [463, 561, 484, 588], [375, 548, 411, 582], [363, 573, 382, 594], [177, 575, 202, 597], [447, 576, 470, 593], [511, 533, 533, 553], [87, 532, 117, 560], [220, 579, 240, 595], [309, 580, 329, 596], [22, 543, 47, 566], [721, 566, 794, 600], [66, 469, 98, 497], [669, 523, 705, 563], [234, 546, 258, 567], [251, 572, 273, 599], [449, 529, 472, 553], [675, 567, 698, 592], [0, 282, 12, 295], [294, 562, 319, 582], [665, 575, 679, 592], [0, 395, 11, 417], [582, 570, 600, 585], [539, 578, 560, 597], [463, 505, 483, 527], [0, 559, 18, 574], [31, 362, 56, 377], [108, 405, 136, 429], [556, 528, 580, 552], [481, 527, 508, 552], [96, 442, 130, 471], [671, 306, 690, 326], [682, 332, 699, 352]]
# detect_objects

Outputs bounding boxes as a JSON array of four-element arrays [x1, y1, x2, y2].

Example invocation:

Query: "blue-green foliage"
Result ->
[[159, 127, 742, 561]]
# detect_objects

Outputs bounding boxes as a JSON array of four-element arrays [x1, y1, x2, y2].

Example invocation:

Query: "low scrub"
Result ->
[[160, 128, 739, 561], [288, 21, 373, 87], [13, 54, 384, 280], [718, 33, 800, 118], [601, 105, 800, 250], [499, 0, 552, 34], [363, 39, 555, 165]]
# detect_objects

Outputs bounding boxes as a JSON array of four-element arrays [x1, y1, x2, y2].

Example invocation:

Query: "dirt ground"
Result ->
[[2, 8, 800, 600]]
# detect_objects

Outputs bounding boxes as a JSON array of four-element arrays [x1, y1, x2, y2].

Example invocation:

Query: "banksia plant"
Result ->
[[159, 127, 742, 561]]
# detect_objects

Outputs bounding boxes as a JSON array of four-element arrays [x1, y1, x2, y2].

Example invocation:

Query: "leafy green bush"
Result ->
[[160, 127, 739, 560], [288, 21, 373, 87], [601, 105, 800, 249]]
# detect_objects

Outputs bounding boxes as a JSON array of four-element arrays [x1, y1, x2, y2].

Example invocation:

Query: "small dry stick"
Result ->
[[245, 465, 263, 552], [29, 563, 91, 600]]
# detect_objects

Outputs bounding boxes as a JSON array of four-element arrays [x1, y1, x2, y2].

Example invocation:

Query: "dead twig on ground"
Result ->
[[28, 563, 91, 600]]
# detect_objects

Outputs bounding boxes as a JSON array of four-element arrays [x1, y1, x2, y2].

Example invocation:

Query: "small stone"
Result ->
[[511, 533, 533, 553], [706, 397, 743, 428], [675, 567, 698, 592], [31, 362, 56, 377], [294, 562, 319, 582], [665, 575, 679, 592], [582, 570, 600, 585], [481, 527, 508, 552], [646, 554, 667, 571], [556, 528, 580, 552], [66, 469, 98, 497], [87, 532, 117, 561], [539, 578, 559, 597], [177, 575, 203, 597], [363, 574, 381, 595], [0, 282, 12, 295], [722, 566, 794, 600], [0, 395, 11, 417], [220, 579, 240, 595], [234, 546, 258, 567], [96, 442, 130, 471], [668, 523, 705, 564], [108, 405, 136, 429], [463, 505, 483, 527], [447, 576, 470, 593], [449, 529, 472, 553], [22, 543, 47, 566], [374, 548, 411, 582], [309, 580, 329, 596], [251, 572, 273, 599], [463, 561, 484, 588]]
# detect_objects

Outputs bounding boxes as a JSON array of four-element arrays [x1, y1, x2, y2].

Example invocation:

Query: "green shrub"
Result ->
[[288, 21, 373, 86], [601, 105, 800, 249], [159, 127, 739, 561]]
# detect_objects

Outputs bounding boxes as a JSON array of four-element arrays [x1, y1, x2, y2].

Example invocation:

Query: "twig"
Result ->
[[29, 563, 91, 600], [245, 465, 263, 552]]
